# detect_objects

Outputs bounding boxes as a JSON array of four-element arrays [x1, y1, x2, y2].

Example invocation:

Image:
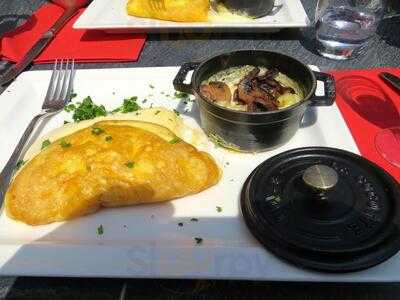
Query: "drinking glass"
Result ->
[[315, 0, 384, 60], [375, 128, 400, 167]]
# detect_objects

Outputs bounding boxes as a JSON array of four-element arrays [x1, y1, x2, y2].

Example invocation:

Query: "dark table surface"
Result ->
[[1, 0, 400, 299]]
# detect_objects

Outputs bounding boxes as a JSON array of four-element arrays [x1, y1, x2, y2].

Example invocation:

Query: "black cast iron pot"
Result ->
[[221, 0, 275, 18], [173, 50, 336, 152]]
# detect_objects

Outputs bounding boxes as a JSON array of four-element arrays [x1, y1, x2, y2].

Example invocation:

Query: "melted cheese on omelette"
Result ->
[[23, 108, 210, 161]]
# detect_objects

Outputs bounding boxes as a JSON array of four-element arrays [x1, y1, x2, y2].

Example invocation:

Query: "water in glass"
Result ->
[[315, 0, 383, 60]]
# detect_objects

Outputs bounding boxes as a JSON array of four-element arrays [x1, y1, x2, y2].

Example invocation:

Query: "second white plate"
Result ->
[[73, 0, 310, 33]]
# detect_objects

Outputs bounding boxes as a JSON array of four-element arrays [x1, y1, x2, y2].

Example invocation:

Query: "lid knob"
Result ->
[[302, 165, 339, 191]]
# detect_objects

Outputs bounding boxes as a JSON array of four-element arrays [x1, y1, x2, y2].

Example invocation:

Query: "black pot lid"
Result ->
[[241, 147, 400, 272]]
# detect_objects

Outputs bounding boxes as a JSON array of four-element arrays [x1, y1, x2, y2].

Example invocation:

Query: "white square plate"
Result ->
[[1, 66, 399, 281], [73, 0, 310, 33]]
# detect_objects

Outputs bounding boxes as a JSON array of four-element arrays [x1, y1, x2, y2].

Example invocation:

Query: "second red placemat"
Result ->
[[330, 68, 400, 183]]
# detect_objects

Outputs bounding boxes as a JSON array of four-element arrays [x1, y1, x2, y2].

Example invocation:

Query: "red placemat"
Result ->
[[0, 4, 146, 63], [330, 68, 400, 183]]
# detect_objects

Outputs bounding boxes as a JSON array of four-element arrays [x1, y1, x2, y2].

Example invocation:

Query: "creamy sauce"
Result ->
[[208, 3, 253, 23], [203, 65, 305, 111]]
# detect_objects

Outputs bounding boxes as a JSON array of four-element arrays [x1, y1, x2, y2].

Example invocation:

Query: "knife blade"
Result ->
[[0, 7, 79, 86], [379, 72, 400, 93]]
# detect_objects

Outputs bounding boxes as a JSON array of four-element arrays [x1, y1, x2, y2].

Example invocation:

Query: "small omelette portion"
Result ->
[[5, 120, 220, 225], [126, 0, 210, 22]]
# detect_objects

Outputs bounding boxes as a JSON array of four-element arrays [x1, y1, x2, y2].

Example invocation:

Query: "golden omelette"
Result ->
[[126, 0, 210, 22], [5, 120, 220, 225]]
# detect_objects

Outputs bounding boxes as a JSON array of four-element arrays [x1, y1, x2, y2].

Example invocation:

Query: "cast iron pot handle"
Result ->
[[173, 62, 200, 95], [310, 71, 336, 106]]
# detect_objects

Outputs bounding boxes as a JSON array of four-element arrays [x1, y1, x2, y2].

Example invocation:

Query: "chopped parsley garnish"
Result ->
[[178, 222, 183, 227], [155, 110, 161, 115], [194, 237, 203, 245], [15, 160, 25, 171], [149, 84, 155, 89], [216, 206, 223, 213], [173, 109, 180, 116], [112, 97, 141, 114], [190, 218, 198, 222], [174, 91, 189, 99], [105, 136, 113, 142], [92, 127, 105, 136], [161, 91, 165, 95], [60, 140, 71, 148], [142, 99, 148, 103], [66, 96, 107, 122], [69, 92, 77, 100], [97, 225, 104, 235], [169, 137, 181, 144], [125, 161, 135, 168], [120, 97, 141, 113], [41, 139, 51, 150], [63, 120, 70, 124], [64, 103, 76, 113]]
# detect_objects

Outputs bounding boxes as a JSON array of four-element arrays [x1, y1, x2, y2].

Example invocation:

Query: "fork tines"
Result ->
[[43, 59, 75, 109]]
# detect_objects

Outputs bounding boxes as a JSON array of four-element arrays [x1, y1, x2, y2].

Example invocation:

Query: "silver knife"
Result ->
[[379, 72, 400, 93], [0, 7, 80, 86]]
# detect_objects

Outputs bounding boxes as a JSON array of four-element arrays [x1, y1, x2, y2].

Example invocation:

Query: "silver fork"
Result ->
[[0, 59, 75, 201], [149, 0, 166, 11]]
